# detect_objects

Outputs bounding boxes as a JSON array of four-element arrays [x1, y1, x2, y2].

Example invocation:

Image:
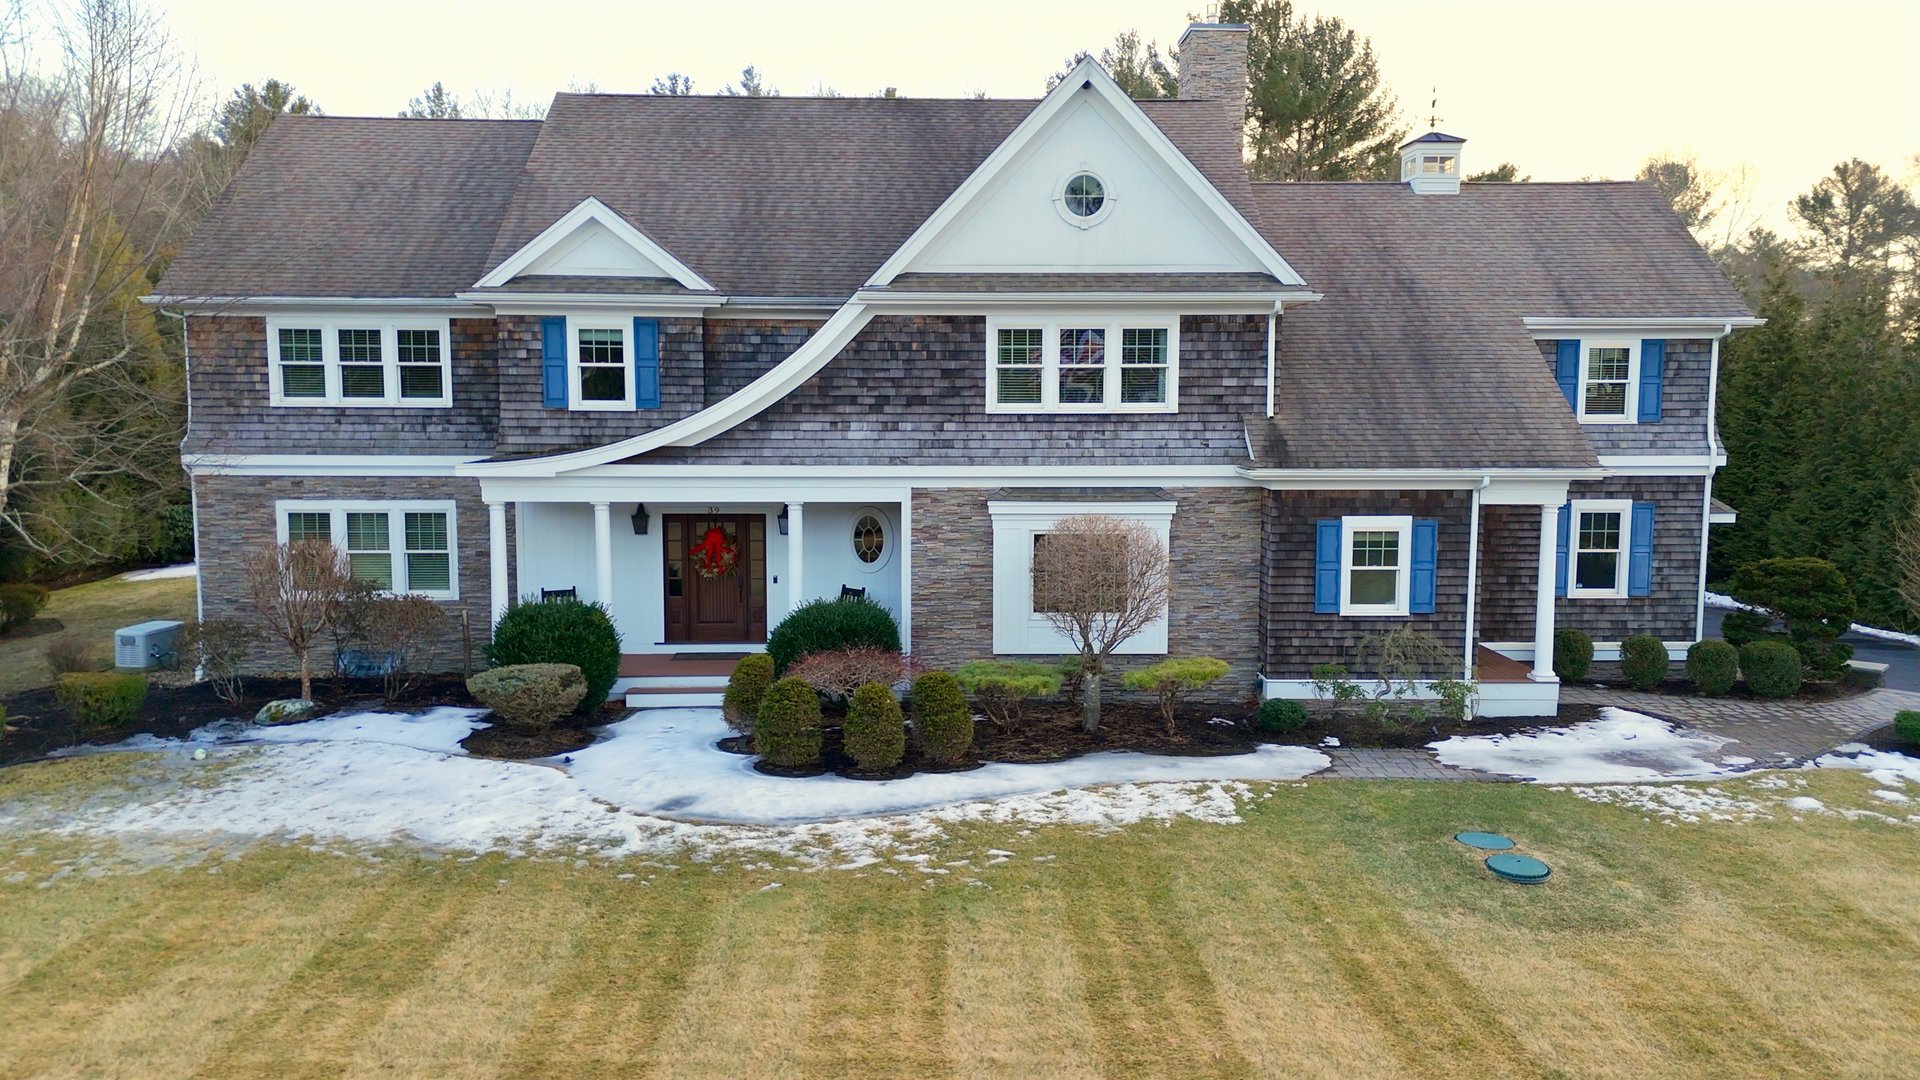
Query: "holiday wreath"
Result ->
[[691, 525, 740, 578]]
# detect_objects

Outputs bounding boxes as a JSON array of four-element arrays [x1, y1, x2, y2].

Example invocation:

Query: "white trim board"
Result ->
[[1524, 317, 1761, 335], [185, 454, 484, 476], [1483, 641, 1692, 662], [863, 58, 1307, 289], [475, 197, 715, 292]]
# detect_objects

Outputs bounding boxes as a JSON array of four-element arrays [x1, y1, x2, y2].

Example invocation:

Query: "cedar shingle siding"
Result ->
[[493, 315, 705, 454], [1535, 338, 1714, 454]]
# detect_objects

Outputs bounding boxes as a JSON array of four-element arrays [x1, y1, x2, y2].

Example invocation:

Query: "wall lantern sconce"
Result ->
[[630, 503, 649, 535], [777, 505, 790, 535]]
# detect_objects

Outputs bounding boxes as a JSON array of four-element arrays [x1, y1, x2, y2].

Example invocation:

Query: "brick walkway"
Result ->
[[1315, 748, 1507, 780], [1560, 685, 1920, 765]]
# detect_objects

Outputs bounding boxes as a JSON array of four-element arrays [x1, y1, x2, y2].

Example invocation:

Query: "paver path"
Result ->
[[1561, 685, 1920, 765], [1315, 747, 1506, 781]]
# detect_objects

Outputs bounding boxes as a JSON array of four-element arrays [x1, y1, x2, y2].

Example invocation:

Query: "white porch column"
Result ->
[[486, 500, 509, 629], [592, 501, 613, 608], [786, 502, 805, 615], [1531, 504, 1558, 681]]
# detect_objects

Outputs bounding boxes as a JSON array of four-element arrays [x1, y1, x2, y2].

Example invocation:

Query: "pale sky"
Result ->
[[156, 0, 1919, 233]]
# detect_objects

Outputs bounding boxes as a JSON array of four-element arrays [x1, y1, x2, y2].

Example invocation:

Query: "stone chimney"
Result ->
[[1177, 22, 1249, 114]]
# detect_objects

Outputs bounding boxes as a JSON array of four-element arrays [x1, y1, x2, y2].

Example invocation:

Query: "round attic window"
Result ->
[[1057, 170, 1110, 227]]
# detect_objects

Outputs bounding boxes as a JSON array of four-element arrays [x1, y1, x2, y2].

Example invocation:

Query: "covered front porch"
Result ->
[[480, 478, 911, 659]]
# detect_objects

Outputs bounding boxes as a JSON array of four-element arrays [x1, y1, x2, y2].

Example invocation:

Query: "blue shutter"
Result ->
[[1313, 519, 1342, 614], [1555, 503, 1571, 598], [632, 317, 660, 409], [1410, 518, 1438, 614], [1554, 340, 1580, 409], [1637, 339, 1665, 422], [1627, 502, 1655, 597], [540, 316, 567, 408]]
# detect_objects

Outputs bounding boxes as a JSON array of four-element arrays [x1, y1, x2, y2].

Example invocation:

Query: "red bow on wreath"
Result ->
[[691, 525, 740, 578]]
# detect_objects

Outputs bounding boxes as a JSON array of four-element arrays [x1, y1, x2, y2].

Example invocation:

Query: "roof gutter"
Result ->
[[1522, 315, 1765, 334], [1695, 320, 1736, 642], [852, 288, 1321, 311]]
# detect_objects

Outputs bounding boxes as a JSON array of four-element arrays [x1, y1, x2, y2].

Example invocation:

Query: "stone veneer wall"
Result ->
[[909, 486, 1264, 702], [1260, 489, 1472, 677], [184, 315, 500, 455], [1477, 475, 1706, 644], [495, 314, 706, 453], [194, 474, 502, 675]]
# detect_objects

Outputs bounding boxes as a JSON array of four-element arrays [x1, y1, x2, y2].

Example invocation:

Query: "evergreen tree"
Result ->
[[1048, 30, 1178, 99], [1220, 0, 1406, 180], [400, 81, 464, 119]]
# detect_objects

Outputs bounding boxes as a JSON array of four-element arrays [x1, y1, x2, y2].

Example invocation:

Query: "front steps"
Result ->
[[617, 657, 735, 710], [624, 684, 726, 709]]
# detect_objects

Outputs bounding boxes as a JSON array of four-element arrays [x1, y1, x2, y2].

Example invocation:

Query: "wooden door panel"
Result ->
[[663, 514, 765, 644]]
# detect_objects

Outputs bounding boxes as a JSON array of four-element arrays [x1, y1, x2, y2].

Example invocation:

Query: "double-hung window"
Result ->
[[267, 318, 453, 407], [1340, 515, 1411, 616], [1577, 339, 1638, 422], [569, 320, 632, 409], [274, 501, 458, 599], [986, 316, 1178, 413], [1568, 499, 1631, 597]]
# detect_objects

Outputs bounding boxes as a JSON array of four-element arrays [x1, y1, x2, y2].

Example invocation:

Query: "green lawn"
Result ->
[[1, 759, 1915, 1078], [0, 572, 195, 696]]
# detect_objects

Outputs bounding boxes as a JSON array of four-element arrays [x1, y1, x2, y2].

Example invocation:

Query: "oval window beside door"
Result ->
[[851, 508, 889, 572]]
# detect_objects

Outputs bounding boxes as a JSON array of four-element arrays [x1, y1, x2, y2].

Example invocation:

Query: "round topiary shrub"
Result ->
[[1894, 709, 1920, 747], [754, 676, 823, 769], [842, 681, 907, 771], [1256, 698, 1308, 735], [1740, 640, 1803, 698], [765, 596, 901, 674], [910, 671, 973, 765], [722, 654, 775, 735], [54, 672, 147, 737], [1620, 634, 1670, 690], [466, 663, 586, 734], [1685, 639, 1739, 696], [484, 599, 622, 714], [1553, 628, 1594, 681]]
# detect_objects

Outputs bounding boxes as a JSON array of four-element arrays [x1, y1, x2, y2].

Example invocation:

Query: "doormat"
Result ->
[[673, 652, 751, 661]]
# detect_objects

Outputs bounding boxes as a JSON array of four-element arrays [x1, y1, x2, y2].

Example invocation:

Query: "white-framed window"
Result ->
[[1054, 168, 1112, 229], [1568, 499, 1631, 598], [1577, 339, 1639, 423], [266, 318, 453, 407], [986, 500, 1175, 655], [1340, 515, 1411, 617], [985, 315, 1179, 414], [568, 318, 632, 410], [274, 500, 458, 599]]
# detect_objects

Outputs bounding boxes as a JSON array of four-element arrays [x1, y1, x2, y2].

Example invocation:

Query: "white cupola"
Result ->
[[1399, 132, 1465, 195]]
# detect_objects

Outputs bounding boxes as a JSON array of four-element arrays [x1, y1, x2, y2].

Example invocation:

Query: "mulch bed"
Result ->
[[0, 673, 478, 768], [1855, 724, 1920, 756], [460, 722, 598, 761], [1572, 676, 1867, 703]]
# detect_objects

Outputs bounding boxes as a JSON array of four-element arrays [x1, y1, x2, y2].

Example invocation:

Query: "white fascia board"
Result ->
[[1598, 454, 1725, 474], [184, 453, 484, 476], [1236, 467, 1601, 492], [1524, 316, 1763, 336], [1709, 510, 1737, 525], [457, 293, 718, 317], [853, 289, 1319, 314], [474, 196, 716, 292], [143, 296, 488, 315], [570, 464, 1244, 482], [862, 58, 1306, 290], [456, 301, 876, 478]]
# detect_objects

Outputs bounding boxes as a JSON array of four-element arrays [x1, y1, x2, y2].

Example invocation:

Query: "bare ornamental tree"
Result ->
[[243, 540, 353, 701], [1030, 515, 1171, 731]]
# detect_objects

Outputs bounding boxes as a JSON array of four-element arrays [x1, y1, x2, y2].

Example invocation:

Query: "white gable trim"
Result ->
[[475, 197, 715, 292], [863, 59, 1305, 289], [456, 302, 875, 478]]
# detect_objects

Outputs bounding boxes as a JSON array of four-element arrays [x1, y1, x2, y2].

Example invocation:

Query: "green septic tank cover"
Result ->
[[1486, 853, 1551, 884], [1454, 831, 1515, 851]]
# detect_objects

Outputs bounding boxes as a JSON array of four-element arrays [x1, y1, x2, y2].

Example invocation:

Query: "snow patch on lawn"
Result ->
[[1429, 709, 1743, 783], [1561, 783, 1772, 823], [13, 706, 1326, 867], [1812, 744, 1920, 789], [1704, 591, 1920, 647], [118, 562, 196, 581]]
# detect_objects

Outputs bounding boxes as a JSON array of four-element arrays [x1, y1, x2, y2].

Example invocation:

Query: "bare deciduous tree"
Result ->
[[1030, 515, 1170, 731], [243, 540, 351, 700], [0, 0, 203, 562], [1896, 493, 1920, 628]]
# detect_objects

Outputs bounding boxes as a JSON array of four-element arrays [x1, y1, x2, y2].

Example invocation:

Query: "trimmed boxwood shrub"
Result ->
[[54, 672, 147, 737], [466, 663, 586, 734], [722, 654, 776, 735], [754, 677, 823, 769], [485, 599, 622, 714], [1740, 640, 1804, 698], [765, 596, 900, 674], [954, 659, 1061, 730], [1620, 634, 1670, 690], [1894, 710, 1920, 747], [910, 671, 973, 765], [842, 681, 907, 771], [0, 582, 49, 633], [1686, 640, 1739, 696], [1257, 698, 1308, 735], [1553, 628, 1594, 681], [1123, 656, 1232, 735]]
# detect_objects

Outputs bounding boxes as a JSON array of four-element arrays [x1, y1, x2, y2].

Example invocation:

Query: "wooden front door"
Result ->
[[663, 514, 767, 643]]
